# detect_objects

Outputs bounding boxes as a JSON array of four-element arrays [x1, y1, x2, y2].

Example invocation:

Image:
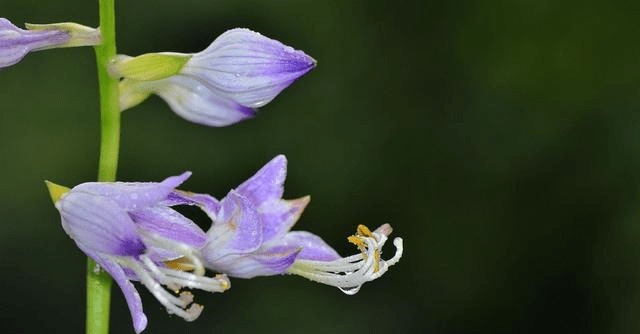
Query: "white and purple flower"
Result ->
[[114, 28, 316, 127], [48, 156, 403, 332], [172, 155, 404, 293], [47, 173, 230, 334]]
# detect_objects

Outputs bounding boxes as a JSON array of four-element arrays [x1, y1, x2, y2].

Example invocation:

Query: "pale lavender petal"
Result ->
[[183, 28, 316, 108], [129, 206, 207, 248], [260, 196, 310, 242], [57, 191, 146, 256], [236, 155, 287, 206], [213, 191, 262, 251], [120, 76, 256, 126], [72, 172, 191, 211], [164, 190, 221, 219], [0, 18, 68, 69], [266, 231, 340, 262], [81, 246, 148, 334], [205, 247, 300, 278]]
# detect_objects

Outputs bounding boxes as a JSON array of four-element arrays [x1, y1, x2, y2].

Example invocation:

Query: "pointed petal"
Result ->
[[267, 231, 340, 262], [203, 191, 263, 270], [80, 246, 148, 333], [72, 172, 191, 211], [57, 191, 146, 256], [236, 155, 287, 206], [260, 196, 310, 242], [164, 190, 221, 219], [183, 28, 316, 108], [129, 206, 207, 249]]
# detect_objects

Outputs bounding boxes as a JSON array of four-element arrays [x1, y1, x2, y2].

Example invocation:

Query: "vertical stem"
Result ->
[[89, 0, 118, 334]]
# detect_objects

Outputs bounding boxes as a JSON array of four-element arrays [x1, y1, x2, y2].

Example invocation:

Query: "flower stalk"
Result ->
[[90, 0, 119, 333]]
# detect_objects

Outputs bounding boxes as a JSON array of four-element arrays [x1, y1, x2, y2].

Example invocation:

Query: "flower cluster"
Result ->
[[48, 155, 403, 333]]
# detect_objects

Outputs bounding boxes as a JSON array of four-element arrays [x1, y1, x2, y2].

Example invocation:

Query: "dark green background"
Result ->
[[2, 0, 640, 333]]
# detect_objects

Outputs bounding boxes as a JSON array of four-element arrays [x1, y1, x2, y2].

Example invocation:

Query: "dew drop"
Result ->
[[339, 285, 362, 295]]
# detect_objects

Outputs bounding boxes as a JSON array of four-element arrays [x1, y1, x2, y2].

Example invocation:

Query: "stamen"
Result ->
[[356, 224, 373, 237], [139, 230, 206, 276], [287, 224, 403, 295], [121, 258, 200, 321]]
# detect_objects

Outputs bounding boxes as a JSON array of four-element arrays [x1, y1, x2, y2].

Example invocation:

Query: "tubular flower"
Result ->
[[47, 173, 230, 333], [0, 18, 100, 69], [112, 28, 316, 127], [168, 155, 404, 294]]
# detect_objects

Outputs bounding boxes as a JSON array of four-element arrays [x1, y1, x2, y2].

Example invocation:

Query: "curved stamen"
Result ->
[[120, 258, 203, 321], [287, 224, 403, 295], [139, 229, 206, 276]]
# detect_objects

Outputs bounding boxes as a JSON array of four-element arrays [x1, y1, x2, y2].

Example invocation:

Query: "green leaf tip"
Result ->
[[45, 180, 70, 204]]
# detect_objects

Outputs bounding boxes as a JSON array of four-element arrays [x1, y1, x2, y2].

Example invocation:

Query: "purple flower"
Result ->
[[116, 28, 316, 127], [0, 18, 100, 69], [48, 173, 230, 333], [171, 155, 404, 293]]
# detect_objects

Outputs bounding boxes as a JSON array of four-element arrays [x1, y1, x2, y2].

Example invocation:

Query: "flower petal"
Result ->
[[57, 191, 146, 256], [206, 247, 301, 278], [129, 206, 207, 249], [260, 196, 310, 242], [236, 155, 287, 206], [120, 76, 256, 127], [72, 172, 191, 211], [266, 231, 340, 262], [164, 190, 221, 220], [182, 28, 316, 108], [80, 246, 148, 334]]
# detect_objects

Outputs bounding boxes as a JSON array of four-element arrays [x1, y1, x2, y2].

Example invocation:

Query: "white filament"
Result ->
[[287, 226, 403, 295]]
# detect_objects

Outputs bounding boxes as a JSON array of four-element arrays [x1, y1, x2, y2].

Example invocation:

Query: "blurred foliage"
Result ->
[[1, 0, 640, 333]]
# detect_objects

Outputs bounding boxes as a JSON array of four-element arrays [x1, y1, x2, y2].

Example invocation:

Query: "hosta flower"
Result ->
[[46, 173, 230, 333], [0, 18, 100, 69], [170, 155, 404, 293], [112, 28, 316, 127]]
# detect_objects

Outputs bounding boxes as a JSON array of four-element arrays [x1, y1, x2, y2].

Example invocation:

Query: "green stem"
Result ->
[[89, 0, 119, 334]]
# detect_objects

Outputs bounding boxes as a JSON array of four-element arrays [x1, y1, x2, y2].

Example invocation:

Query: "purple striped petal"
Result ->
[[129, 206, 207, 249], [182, 28, 316, 108], [72, 172, 191, 211], [163, 190, 221, 219], [81, 246, 148, 333], [57, 191, 146, 256], [0, 18, 68, 69], [120, 76, 256, 127]]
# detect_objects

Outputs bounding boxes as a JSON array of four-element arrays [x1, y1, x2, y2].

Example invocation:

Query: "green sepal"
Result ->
[[25, 22, 101, 49], [45, 181, 70, 204], [109, 53, 192, 81]]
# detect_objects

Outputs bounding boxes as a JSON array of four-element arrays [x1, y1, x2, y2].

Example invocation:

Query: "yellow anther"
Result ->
[[356, 224, 373, 237], [164, 257, 196, 272], [348, 235, 367, 252]]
